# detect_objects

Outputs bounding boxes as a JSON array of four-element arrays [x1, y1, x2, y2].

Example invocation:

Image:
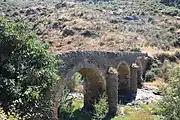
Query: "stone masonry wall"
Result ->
[[57, 51, 148, 79]]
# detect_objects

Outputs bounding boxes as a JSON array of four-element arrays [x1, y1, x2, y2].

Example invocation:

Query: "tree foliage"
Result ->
[[158, 65, 180, 120], [160, 0, 180, 7], [0, 17, 60, 119]]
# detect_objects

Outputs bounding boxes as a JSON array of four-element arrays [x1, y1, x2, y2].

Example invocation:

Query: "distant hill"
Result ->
[[0, 0, 179, 52]]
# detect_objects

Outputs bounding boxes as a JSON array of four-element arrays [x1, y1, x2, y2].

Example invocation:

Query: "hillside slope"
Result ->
[[0, 0, 179, 52]]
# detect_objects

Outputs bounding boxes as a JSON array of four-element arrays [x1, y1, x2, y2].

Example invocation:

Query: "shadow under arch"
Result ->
[[117, 61, 130, 91], [116, 61, 136, 104]]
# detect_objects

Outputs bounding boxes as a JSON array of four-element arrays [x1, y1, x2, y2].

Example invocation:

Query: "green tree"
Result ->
[[0, 17, 60, 119], [158, 66, 180, 120]]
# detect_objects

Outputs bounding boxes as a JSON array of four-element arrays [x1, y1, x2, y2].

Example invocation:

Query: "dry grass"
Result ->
[[2, 0, 179, 52], [127, 111, 154, 120], [143, 78, 168, 88], [142, 46, 180, 57]]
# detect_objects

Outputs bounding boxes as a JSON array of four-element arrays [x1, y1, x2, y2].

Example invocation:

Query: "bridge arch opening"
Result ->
[[66, 66, 106, 112], [117, 62, 131, 103], [117, 62, 130, 90]]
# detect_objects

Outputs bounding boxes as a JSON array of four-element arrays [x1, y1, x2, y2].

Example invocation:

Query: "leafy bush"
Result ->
[[151, 68, 163, 78], [0, 106, 19, 120], [67, 72, 83, 92], [147, 59, 176, 82], [58, 88, 91, 120], [174, 51, 180, 59], [58, 88, 74, 120], [0, 17, 60, 119], [161, 60, 175, 82], [130, 47, 141, 52], [151, 63, 159, 68], [160, 0, 180, 7], [92, 95, 108, 120], [158, 66, 180, 120], [145, 70, 156, 82]]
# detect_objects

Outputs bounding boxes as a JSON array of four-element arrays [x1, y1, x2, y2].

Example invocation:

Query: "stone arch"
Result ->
[[116, 61, 131, 91], [78, 68, 106, 111], [52, 62, 106, 119], [65, 62, 100, 80]]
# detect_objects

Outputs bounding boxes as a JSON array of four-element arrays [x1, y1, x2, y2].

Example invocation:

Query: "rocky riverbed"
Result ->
[[128, 85, 162, 106], [69, 84, 162, 106]]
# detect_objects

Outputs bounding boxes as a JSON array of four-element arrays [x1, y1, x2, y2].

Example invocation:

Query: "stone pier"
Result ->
[[130, 64, 139, 93], [106, 67, 118, 116]]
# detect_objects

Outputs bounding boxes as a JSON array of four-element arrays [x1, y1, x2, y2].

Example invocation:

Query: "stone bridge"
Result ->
[[52, 51, 151, 119]]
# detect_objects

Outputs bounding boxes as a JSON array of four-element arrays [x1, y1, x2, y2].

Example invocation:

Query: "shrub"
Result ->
[[92, 94, 108, 120], [130, 47, 141, 52], [161, 60, 174, 82], [151, 63, 159, 68], [0, 17, 60, 119], [156, 53, 177, 63], [151, 68, 163, 78], [145, 70, 156, 82], [174, 51, 180, 59], [58, 88, 74, 120], [0, 106, 19, 120], [160, 0, 180, 7], [67, 72, 83, 92], [158, 66, 180, 120], [58, 88, 90, 120]]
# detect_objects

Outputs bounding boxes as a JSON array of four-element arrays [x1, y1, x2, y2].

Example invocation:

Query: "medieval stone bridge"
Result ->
[[52, 51, 151, 119]]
